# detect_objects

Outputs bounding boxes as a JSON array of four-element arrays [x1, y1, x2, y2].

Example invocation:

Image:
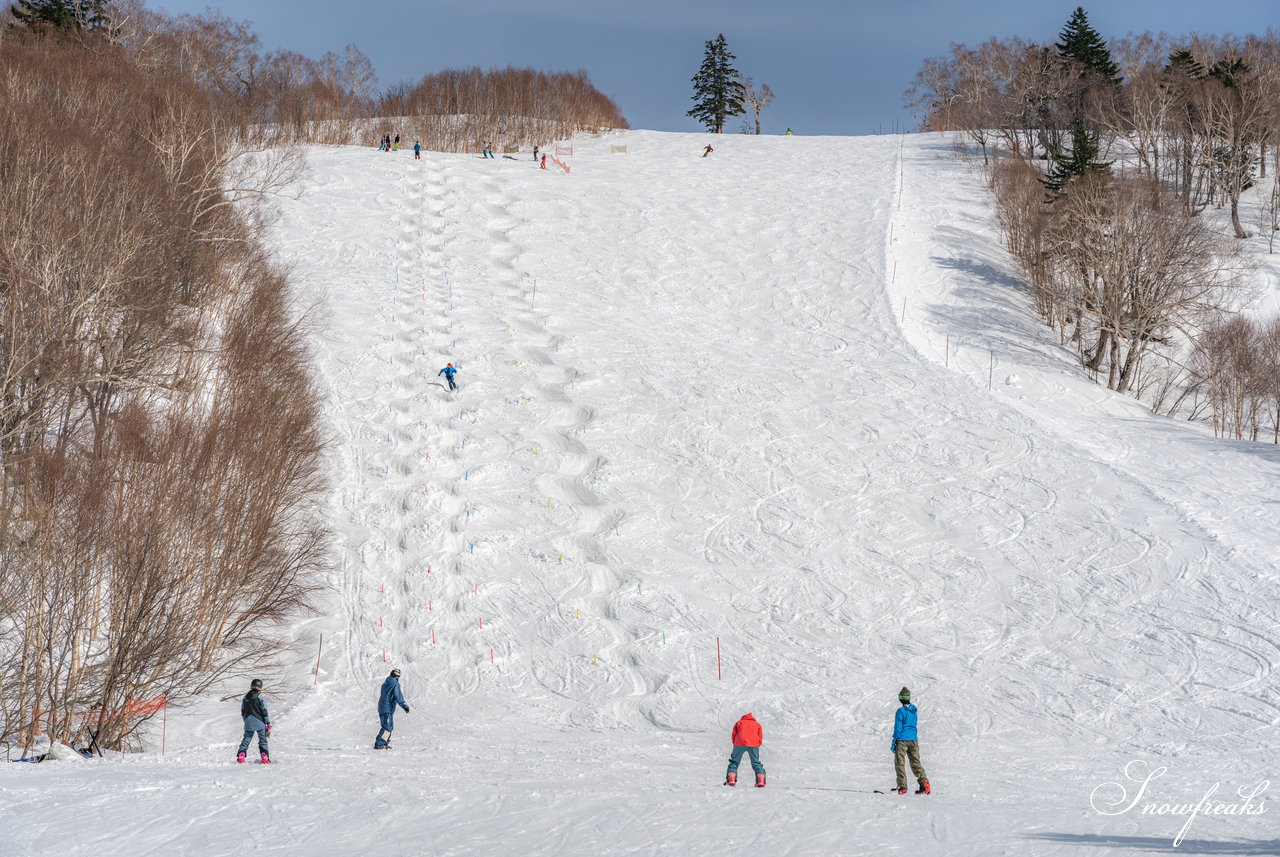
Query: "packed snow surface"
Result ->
[[3, 131, 1278, 856]]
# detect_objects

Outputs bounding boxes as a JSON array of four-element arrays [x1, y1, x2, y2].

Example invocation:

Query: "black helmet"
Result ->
[[389, 669, 401, 678], [250, 679, 264, 690]]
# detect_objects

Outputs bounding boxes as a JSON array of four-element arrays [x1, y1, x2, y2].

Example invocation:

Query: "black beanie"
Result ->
[[898, 687, 911, 702]]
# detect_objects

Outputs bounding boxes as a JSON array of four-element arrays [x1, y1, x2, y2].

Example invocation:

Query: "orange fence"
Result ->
[[33, 695, 166, 735]]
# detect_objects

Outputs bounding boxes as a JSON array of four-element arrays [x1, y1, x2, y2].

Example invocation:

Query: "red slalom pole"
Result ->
[[431, 628, 436, 645], [313, 634, 323, 686], [716, 637, 722, 680]]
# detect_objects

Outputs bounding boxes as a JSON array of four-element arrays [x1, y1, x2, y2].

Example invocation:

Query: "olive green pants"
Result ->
[[894, 740, 927, 789]]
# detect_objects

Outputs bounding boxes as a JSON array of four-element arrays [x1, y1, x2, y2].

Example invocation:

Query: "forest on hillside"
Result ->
[[909, 9, 1280, 442], [0, 0, 625, 755]]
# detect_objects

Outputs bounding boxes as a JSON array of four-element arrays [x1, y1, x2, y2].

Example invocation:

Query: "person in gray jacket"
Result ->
[[375, 668, 410, 749], [237, 679, 271, 764]]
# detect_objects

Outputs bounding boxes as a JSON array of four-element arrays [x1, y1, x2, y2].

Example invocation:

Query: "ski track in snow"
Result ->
[[3, 132, 1278, 857]]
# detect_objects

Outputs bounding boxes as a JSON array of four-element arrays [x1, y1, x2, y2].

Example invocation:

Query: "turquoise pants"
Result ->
[[727, 745, 765, 775]]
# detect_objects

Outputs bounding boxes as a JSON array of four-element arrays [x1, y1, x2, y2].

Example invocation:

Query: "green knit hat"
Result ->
[[898, 687, 911, 702]]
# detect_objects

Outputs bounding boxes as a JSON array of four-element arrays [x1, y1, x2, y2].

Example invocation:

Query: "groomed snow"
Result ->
[[3, 131, 1277, 857]]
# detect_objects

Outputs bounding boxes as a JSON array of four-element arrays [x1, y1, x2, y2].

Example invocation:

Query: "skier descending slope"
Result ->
[[723, 712, 766, 787], [891, 687, 929, 794], [438, 363, 458, 392], [236, 679, 271, 764], [375, 668, 410, 749]]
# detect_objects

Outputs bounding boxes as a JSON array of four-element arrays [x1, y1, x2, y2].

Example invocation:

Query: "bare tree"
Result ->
[[738, 75, 774, 135]]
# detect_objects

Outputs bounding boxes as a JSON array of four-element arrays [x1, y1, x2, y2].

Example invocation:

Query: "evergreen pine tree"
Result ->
[[687, 34, 746, 133], [1055, 7, 1120, 82], [1043, 121, 1111, 193], [1166, 48, 1205, 80], [9, 0, 106, 34]]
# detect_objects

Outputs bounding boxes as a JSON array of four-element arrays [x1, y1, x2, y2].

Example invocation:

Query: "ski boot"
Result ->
[[895, 786, 908, 795], [916, 779, 931, 794], [260, 751, 270, 765], [724, 771, 737, 787], [755, 773, 766, 788], [236, 751, 246, 764]]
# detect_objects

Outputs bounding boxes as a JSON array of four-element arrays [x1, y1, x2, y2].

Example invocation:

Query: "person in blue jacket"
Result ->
[[375, 668, 410, 749], [891, 686, 929, 794], [237, 678, 271, 764], [438, 362, 458, 392], [414, 141, 421, 160]]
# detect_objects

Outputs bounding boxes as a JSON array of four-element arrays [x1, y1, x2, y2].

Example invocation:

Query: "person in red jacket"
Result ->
[[724, 712, 766, 787]]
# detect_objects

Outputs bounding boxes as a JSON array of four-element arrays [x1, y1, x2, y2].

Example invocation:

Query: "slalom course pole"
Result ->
[[313, 634, 323, 686], [717, 637, 722, 680]]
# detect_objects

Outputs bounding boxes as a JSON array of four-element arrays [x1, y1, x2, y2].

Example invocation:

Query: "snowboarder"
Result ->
[[702, 144, 714, 157], [785, 128, 793, 136], [414, 141, 421, 160], [533, 145, 539, 161], [724, 712, 766, 787], [393, 134, 400, 151], [438, 362, 458, 392], [378, 136, 386, 151], [375, 668, 410, 749], [891, 687, 929, 794], [236, 678, 271, 764], [539, 154, 547, 170]]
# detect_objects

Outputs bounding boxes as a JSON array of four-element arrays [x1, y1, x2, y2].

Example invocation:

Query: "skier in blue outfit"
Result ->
[[236, 678, 271, 764], [891, 686, 929, 794], [438, 362, 458, 392], [375, 668, 410, 749]]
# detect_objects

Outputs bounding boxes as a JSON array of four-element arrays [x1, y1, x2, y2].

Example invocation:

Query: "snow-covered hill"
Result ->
[[3, 131, 1277, 857]]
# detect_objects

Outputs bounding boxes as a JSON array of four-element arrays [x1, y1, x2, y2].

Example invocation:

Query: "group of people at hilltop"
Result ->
[[234, 675, 931, 794], [379, 134, 422, 159]]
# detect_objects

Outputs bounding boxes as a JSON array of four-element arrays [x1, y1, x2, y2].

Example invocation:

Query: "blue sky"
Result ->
[[152, 1, 1276, 136]]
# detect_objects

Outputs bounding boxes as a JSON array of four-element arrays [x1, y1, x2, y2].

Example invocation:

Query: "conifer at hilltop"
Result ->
[[1055, 6, 1120, 82], [687, 34, 746, 133], [8, 0, 106, 33]]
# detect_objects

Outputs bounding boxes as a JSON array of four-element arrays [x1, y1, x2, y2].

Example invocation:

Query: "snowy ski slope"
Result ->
[[2, 131, 1277, 857]]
